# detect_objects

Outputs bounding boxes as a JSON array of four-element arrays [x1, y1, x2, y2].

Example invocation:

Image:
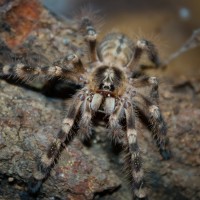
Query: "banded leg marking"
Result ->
[[33, 98, 83, 183], [81, 17, 98, 62], [130, 76, 159, 104], [135, 94, 170, 160], [130, 39, 161, 70], [148, 104, 170, 160], [125, 106, 148, 199], [0, 53, 85, 83]]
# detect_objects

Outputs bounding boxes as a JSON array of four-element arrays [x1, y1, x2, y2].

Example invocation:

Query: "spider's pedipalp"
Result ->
[[90, 93, 103, 111], [109, 103, 124, 143], [78, 98, 93, 139], [104, 97, 116, 114], [124, 105, 148, 199], [109, 103, 123, 130]]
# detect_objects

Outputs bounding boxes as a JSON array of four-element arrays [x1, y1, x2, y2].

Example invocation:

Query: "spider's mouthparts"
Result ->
[[96, 90, 115, 97]]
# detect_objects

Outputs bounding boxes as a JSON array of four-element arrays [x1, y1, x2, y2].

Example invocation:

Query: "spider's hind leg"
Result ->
[[130, 39, 161, 70]]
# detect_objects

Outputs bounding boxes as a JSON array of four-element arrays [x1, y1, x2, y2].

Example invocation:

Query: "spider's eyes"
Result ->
[[100, 83, 115, 91]]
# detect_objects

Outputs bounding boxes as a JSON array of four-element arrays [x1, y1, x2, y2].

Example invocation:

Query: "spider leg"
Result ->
[[80, 16, 98, 62], [29, 92, 85, 194], [133, 75, 171, 160], [130, 76, 159, 104], [129, 39, 161, 70], [124, 104, 148, 200], [134, 92, 171, 160], [0, 53, 85, 84]]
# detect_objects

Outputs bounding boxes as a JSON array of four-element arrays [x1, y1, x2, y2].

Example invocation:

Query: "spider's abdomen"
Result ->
[[97, 33, 134, 67]]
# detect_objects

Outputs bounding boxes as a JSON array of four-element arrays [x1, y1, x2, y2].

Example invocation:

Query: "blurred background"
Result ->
[[41, 0, 200, 78]]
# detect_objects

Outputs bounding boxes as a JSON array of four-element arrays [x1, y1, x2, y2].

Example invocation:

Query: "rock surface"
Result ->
[[0, 80, 121, 200]]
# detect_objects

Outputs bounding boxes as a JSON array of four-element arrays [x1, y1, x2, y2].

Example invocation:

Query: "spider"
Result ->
[[0, 11, 171, 200]]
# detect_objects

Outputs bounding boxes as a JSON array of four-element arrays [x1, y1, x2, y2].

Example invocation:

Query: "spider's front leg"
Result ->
[[0, 53, 85, 84], [29, 91, 86, 194], [124, 103, 148, 200]]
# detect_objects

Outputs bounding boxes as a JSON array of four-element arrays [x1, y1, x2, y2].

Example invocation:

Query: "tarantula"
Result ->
[[0, 12, 171, 200]]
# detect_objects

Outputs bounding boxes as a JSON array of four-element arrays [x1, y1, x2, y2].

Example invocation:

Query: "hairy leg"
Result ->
[[129, 76, 159, 104], [29, 92, 86, 194], [80, 15, 98, 62], [0, 53, 85, 84], [129, 75, 171, 159], [129, 39, 161, 71], [124, 104, 148, 200], [134, 93, 170, 160], [78, 98, 92, 139]]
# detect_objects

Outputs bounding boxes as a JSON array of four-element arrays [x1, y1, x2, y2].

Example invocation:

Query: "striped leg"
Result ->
[[142, 76, 170, 160], [135, 93, 171, 160], [148, 103, 170, 160], [124, 105, 148, 200], [144, 77, 170, 159], [130, 39, 161, 70], [80, 16, 98, 62], [0, 53, 85, 83], [130, 75, 170, 159], [130, 76, 159, 104], [148, 77, 159, 105], [29, 94, 85, 194]]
